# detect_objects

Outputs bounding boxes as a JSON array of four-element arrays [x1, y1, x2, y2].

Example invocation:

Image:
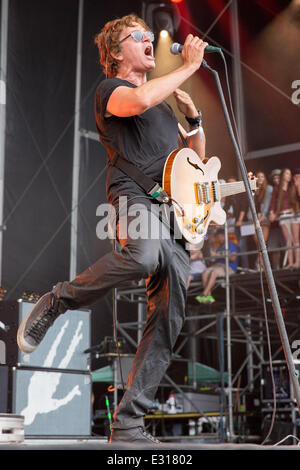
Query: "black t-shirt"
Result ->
[[94, 77, 179, 207], [224, 192, 249, 219]]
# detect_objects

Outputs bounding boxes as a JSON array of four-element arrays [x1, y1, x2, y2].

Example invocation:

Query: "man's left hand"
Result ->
[[173, 88, 198, 118]]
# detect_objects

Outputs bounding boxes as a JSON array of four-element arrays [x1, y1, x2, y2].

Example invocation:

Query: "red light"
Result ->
[[171, 0, 184, 3]]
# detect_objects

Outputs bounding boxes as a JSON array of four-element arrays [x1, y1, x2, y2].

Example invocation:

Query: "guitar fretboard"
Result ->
[[219, 181, 251, 198]]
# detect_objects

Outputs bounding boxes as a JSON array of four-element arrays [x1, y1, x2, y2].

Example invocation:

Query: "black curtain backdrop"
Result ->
[[3, 0, 78, 298]]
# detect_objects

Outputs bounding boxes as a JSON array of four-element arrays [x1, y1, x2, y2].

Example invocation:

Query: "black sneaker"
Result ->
[[109, 426, 161, 445], [17, 292, 63, 353]]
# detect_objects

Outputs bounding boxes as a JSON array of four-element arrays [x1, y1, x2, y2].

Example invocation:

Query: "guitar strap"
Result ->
[[112, 153, 170, 203], [106, 102, 187, 203]]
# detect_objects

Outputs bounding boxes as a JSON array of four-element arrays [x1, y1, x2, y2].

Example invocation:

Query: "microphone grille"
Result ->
[[170, 43, 181, 55]]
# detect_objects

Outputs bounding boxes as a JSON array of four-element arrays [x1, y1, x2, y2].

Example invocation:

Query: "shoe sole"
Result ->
[[17, 292, 52, 354], [196, 298, 214, 304], [109, 427, 160, 445]]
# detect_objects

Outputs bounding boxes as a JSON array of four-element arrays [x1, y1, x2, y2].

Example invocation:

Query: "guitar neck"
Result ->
[[219, 181, 246, 198]]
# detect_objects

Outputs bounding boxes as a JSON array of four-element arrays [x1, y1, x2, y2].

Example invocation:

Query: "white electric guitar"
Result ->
[[162, 148, 257, 245]]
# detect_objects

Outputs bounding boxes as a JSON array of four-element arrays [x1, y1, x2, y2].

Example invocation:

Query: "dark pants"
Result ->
[[52, 204, 190, 429]]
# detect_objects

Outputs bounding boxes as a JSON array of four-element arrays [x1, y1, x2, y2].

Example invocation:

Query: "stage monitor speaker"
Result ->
[[12, 367, 92, 436], [261, 361, 291, 403], [0, 300, 91, 371]]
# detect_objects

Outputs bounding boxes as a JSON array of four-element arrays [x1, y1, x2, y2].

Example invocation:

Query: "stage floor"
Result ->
[[0, 437, 299, 450]]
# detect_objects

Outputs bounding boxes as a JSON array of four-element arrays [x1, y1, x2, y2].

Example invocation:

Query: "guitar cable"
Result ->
[[167, 197, 185, 217]]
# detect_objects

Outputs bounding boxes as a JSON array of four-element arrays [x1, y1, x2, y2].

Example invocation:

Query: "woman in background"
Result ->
[[269, 168, 300, 268], [252, 171, 273, 268]]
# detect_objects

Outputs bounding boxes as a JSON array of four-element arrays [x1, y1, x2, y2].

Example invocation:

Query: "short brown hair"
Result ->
[[94, 13, 150, 77]]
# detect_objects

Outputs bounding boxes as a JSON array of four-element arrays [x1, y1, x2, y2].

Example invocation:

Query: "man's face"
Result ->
[[272, 175, 280, 186], [117, 23, 155, 73]]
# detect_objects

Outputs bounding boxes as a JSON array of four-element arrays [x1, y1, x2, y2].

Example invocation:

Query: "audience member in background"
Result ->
[[196, 229, 239, 304], [188, 249, 207, 287], [293, 167, 300, 202], [292, 167, 300, 266], [252, 171, 273, 269], [267, 169, 284, 269], [224, 177, 249, 268], [270, 168, 281, 187], [269, 168, 300, 268]]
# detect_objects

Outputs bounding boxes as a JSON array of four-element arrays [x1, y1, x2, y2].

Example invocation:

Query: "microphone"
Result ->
[[170, 42, 221, 55]]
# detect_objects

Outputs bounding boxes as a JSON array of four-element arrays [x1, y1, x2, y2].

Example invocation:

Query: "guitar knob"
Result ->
[[186, 224, 193, 230], [193, 217, 200, 223], [196, 227, 204, 235]]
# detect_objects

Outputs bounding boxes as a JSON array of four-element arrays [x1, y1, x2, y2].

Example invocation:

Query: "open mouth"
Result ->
[[144, 45, 153, 57]]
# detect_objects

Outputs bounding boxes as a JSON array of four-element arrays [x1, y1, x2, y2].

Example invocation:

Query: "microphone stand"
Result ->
[[201, 59, 300, 416]]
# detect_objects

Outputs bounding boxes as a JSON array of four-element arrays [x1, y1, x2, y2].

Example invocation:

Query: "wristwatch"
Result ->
[[185, 110, 202, 127]]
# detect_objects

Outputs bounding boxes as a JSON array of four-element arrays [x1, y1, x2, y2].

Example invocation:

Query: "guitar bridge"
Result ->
[[212, 181, 220, 202]]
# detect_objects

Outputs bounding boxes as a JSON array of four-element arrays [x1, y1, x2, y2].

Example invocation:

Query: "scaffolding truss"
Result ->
[[114, 240, 300, 441]]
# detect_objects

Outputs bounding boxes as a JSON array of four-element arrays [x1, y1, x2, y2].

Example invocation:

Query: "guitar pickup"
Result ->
[[195, 183, 211, 204]]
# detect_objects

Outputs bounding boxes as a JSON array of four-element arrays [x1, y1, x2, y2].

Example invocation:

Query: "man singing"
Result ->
[[17, 13, 207, 444]]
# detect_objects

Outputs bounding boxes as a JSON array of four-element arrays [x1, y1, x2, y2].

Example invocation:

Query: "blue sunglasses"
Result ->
[[119, 30, 155, 44]]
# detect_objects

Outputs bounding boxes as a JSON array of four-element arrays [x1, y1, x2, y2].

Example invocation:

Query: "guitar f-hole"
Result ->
[[187, 157, 204, 175]]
